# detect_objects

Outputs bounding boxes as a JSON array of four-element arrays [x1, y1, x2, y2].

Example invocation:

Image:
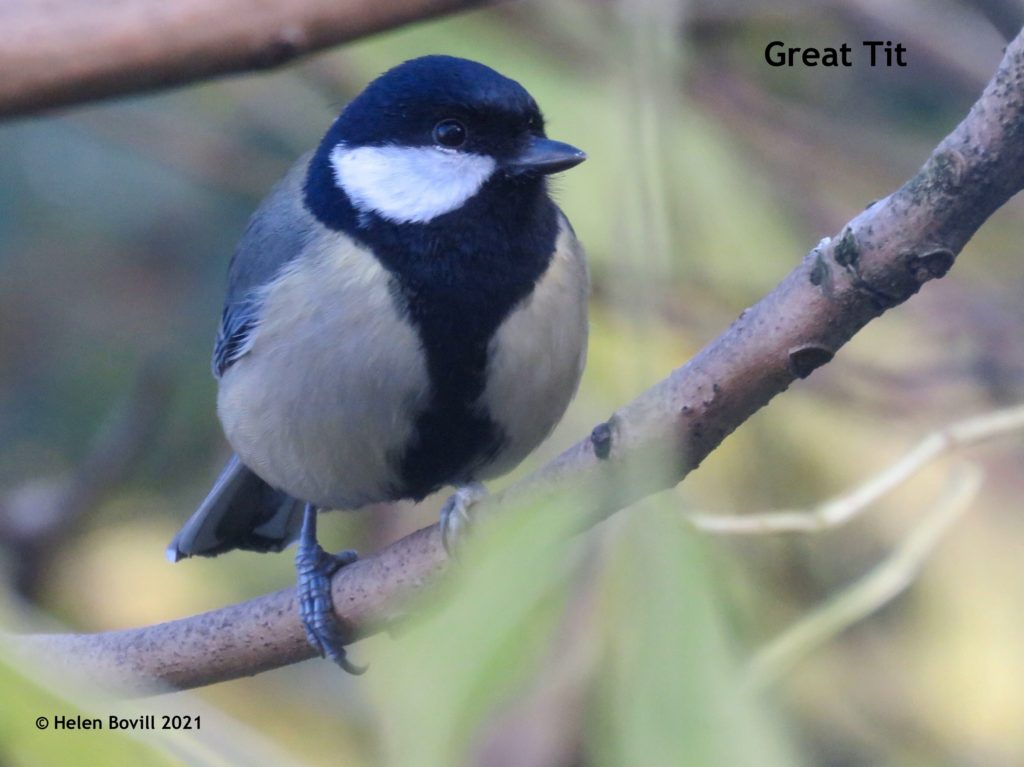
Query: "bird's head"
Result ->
[[305, 55, 586, 228]]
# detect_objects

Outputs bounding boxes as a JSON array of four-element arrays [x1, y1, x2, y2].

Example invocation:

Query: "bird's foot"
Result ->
[[295, 504, 366, 674], [439, 482, 488, 559]]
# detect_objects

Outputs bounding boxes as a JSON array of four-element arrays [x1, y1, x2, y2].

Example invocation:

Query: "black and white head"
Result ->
[[304, 55, 586, 232]]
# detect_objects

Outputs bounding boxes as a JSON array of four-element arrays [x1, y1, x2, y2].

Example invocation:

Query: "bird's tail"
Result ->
[[166, 454, 304, 562]]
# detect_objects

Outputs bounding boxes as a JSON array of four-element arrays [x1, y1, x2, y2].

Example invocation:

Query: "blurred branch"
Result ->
[[14, 27, 1024, 696], [962, 0, 1024, 41], [835, 0, 1005, 90], [0, 360, 172, 600], [746, 464, 983, 690], [687, 404, 1024, 534], [0, 0, 487, 118]]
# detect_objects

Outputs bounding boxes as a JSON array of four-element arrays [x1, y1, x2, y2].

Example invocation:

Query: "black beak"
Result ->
[[506, 136, 587, 176]]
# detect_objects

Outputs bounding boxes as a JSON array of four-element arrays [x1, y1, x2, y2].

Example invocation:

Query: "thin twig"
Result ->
[[687, 404, 1024, 534], [746, 464, 984, 690]]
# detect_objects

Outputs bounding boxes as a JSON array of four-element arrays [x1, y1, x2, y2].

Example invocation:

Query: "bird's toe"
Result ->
[[439, 482, 489, 559]]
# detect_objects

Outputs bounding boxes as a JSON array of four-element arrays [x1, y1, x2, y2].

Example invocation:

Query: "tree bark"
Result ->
[[0, 0, 487, 117]]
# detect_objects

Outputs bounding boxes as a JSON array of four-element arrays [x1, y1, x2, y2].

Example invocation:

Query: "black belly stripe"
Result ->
[[390, 292, 506, 499], [305, 153, 561, 499], [387, 197, 560, 497]]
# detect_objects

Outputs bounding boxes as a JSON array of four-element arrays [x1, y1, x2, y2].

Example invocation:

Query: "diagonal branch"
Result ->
[[14, 28, 1024, 695], [0, 360, 172, 600], [0, 0, 488, 118]]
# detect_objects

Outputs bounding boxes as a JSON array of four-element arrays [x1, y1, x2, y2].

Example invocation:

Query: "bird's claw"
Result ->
[[439, 483, 488, 559], [296, 504, 366, 674]]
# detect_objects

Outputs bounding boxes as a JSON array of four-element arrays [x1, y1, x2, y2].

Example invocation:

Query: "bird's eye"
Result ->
[[433, 119, 467, 148]]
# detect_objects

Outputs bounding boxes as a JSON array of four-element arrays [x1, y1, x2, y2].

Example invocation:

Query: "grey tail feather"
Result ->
[[167, 455, 304, 562]]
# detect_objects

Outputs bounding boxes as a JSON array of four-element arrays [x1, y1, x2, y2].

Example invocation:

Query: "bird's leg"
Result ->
[[295, 503, 365, 674], [439, 482, 489, 558]]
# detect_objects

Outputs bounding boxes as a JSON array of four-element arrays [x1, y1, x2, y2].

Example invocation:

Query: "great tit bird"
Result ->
[[167, 55, 589, 672]]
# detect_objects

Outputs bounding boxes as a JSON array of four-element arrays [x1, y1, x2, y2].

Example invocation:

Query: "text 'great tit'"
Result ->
[[167, 55, 589, 672]]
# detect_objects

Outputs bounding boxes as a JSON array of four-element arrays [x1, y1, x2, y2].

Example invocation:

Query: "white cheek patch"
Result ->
[[330, 144, 497, 225]]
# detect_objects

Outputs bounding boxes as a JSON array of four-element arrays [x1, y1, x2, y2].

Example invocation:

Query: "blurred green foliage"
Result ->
[[4, 1, 1024, 766], [0, 657, 177, 767]]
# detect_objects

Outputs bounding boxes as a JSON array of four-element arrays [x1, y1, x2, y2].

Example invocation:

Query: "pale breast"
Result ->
[[476, 216, 589, 478], [217, 231, 430, 510]]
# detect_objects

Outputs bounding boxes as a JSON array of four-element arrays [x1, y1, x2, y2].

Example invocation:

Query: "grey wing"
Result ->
[[183, 153, 319, 558], [212, 302, 259, 377], [212, 152, 316, 378]]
